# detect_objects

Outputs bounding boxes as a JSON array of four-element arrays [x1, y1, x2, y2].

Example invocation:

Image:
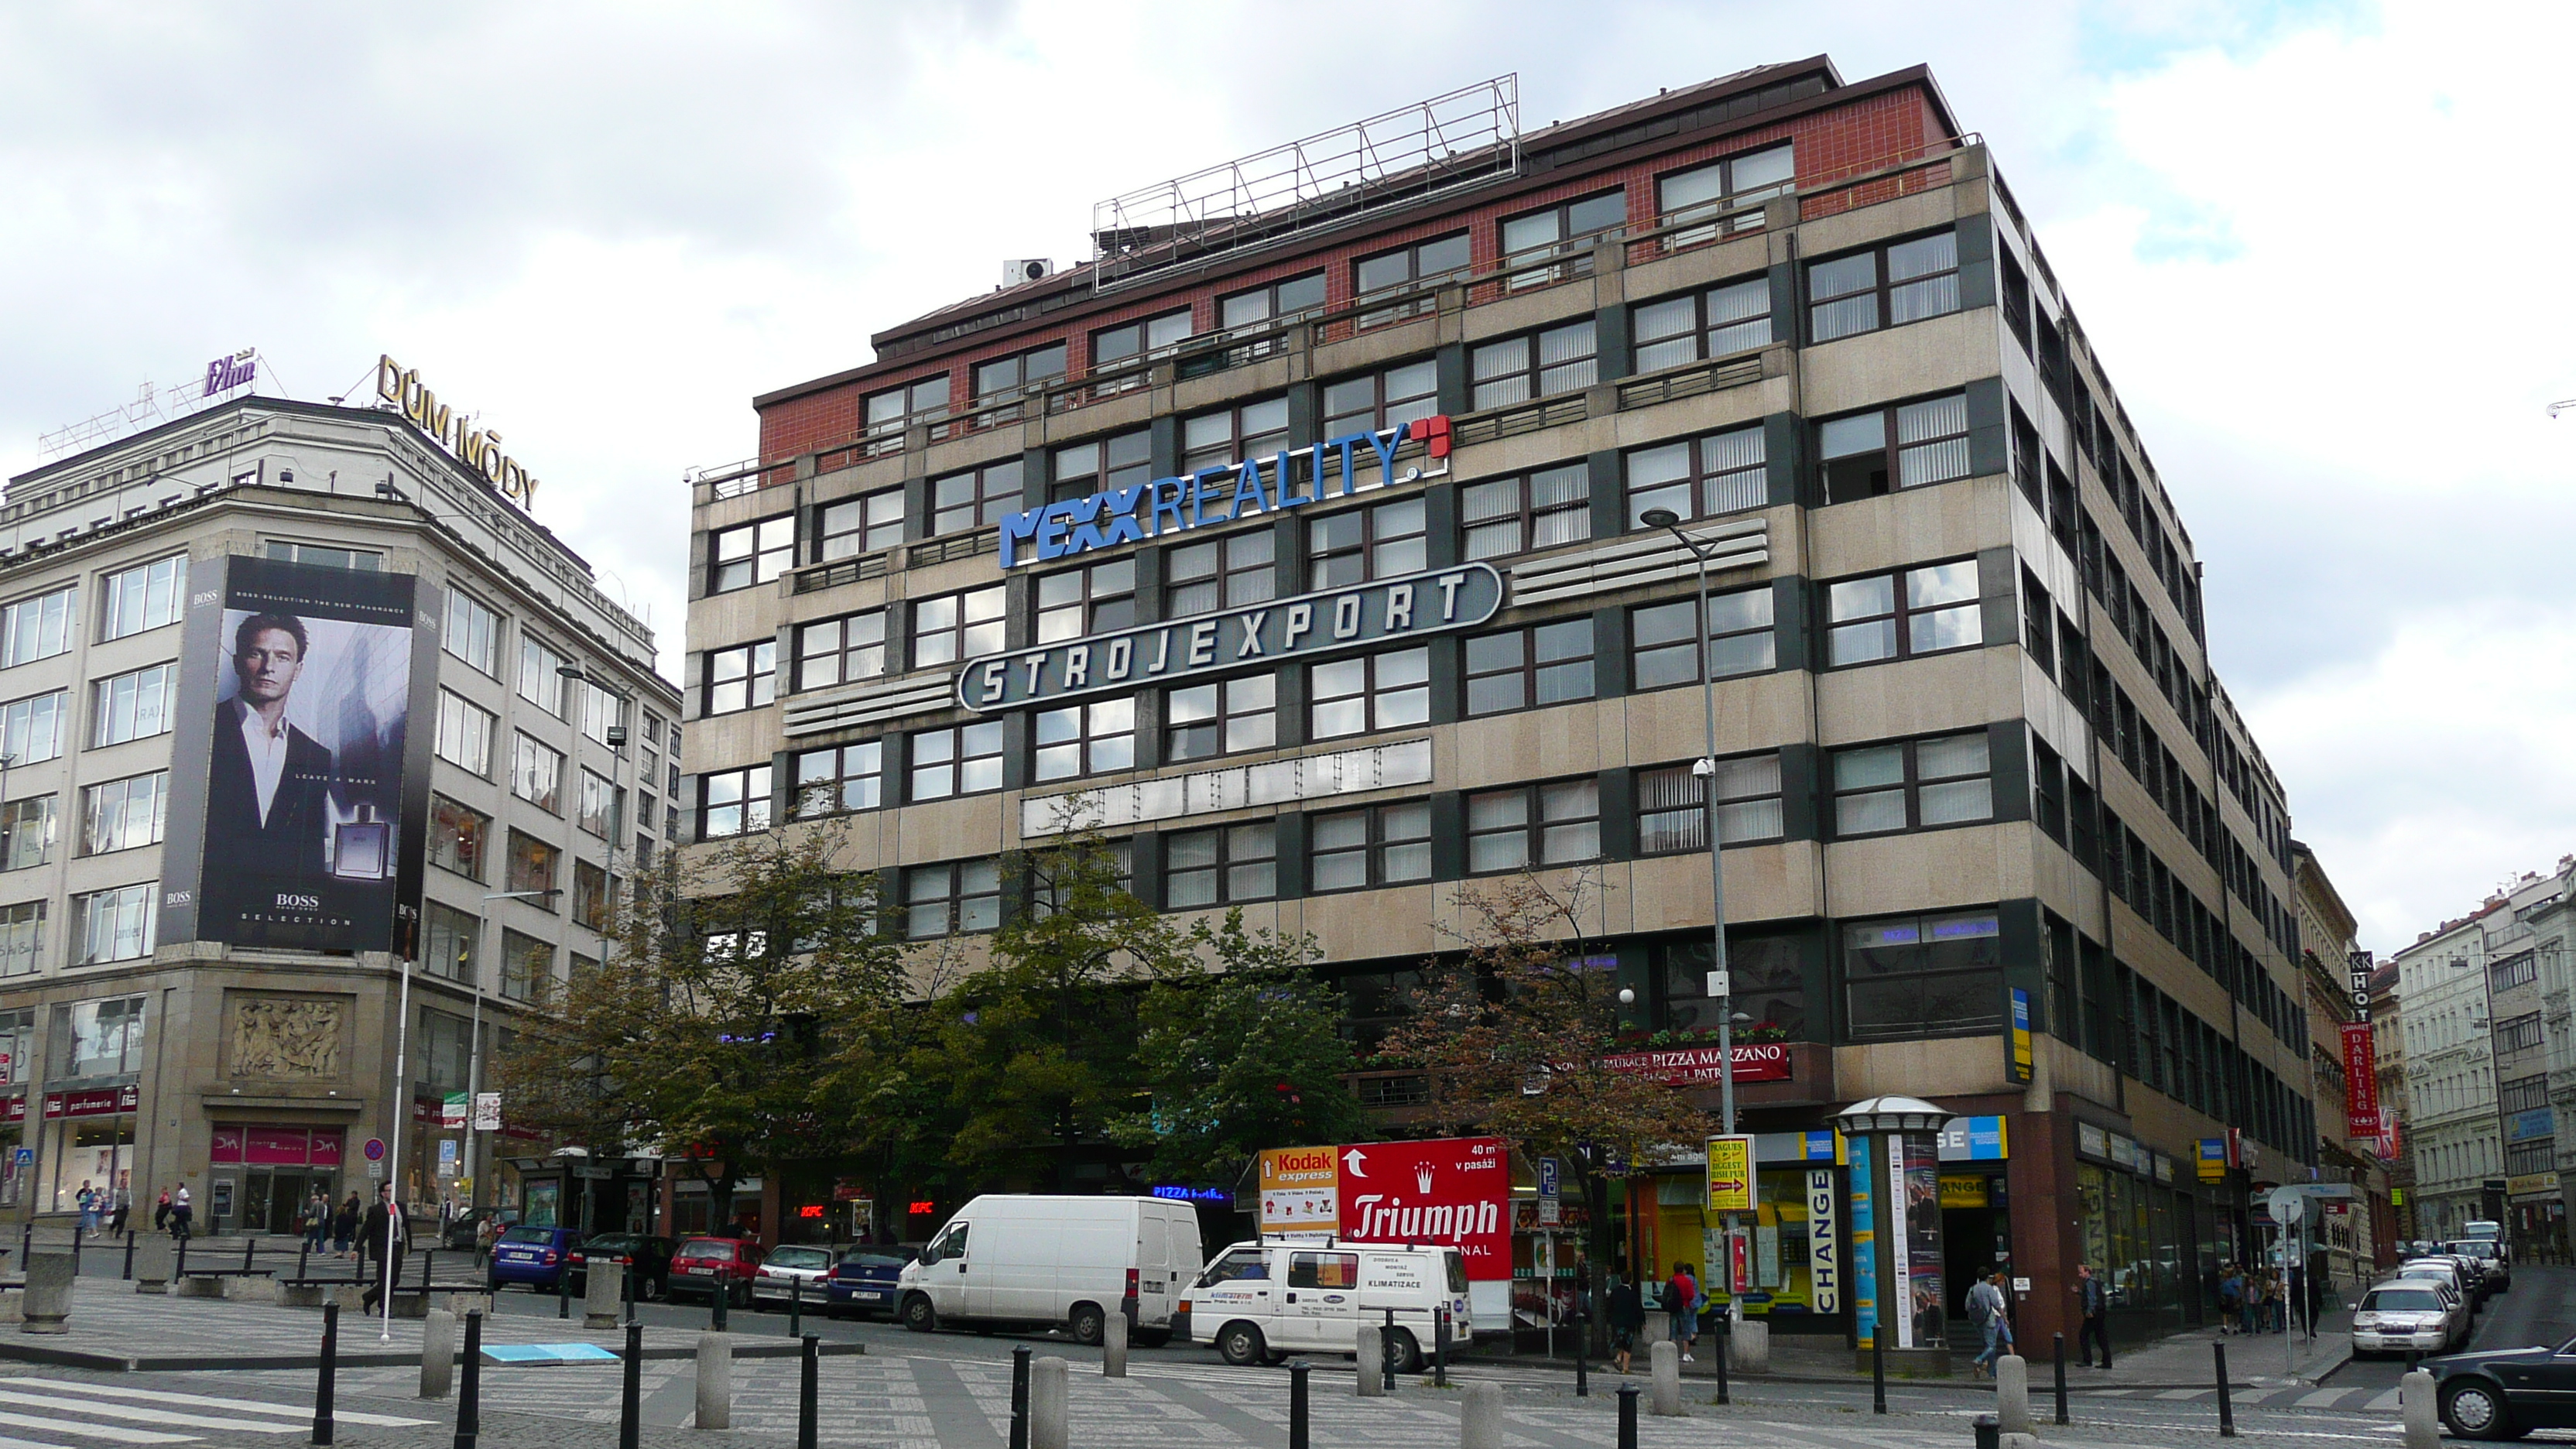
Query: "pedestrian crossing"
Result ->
[[2084, 1383, 2403, 1413], [0, 1378, 433, 1445]]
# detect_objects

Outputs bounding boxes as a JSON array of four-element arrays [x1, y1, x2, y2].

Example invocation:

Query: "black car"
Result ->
[[2434, 1338, 2576, 1439], [570, 1234, 680, 1301]]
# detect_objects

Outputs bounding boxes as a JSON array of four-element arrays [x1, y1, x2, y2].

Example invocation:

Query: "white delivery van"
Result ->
[[898, 1194, 1203, 1345], [1182, 1240, 1471, 1369]]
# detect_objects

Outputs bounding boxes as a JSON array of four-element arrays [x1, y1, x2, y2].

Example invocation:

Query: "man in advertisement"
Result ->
[[207, 613, 335, 895]]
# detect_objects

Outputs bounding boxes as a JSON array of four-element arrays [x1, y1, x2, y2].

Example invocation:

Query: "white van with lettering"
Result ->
[[1181, 1241, 1471, 1368], [898, 1194, 1202, 1345]]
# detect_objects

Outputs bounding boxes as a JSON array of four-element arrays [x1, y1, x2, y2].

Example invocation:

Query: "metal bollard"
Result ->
[[695, 1331, 731, 1430], [796, 1334, 819, 1449], [1616, 1382, 1639, 1449], [788, 1276, 803, 1339], [711, 1279, 728, 1333], [420, 1307, 456, 1399], [1872, 1331, 1886, 1413], [619, 1323, 642, 1449], [624, 1259, 637, 1327], [1575, 1310, 1589, 1397], [1030, 1356, 1067, 1449], [245, 1237, 258, 1273], [124, 1231, 136, 1281], [1009, 1344, 1031, 1449], [1714, 1312, 1730, 1405], [296, 1239, 310, 1284], [1288, 1360, 1310, 1449], [1434, 1305, 1447, 1388], [311, 1301, 339, 1446], [16, 1222, 26, 1270], [1459, 1381, 1502, 1449], [454, 1309, 483, 1449], [2054, 1331, 2069, 1425], [557, 1258, 570, 1320], [176, 1233, 188, 1279], [1974, 1411, 1999, 1449], [2214, 1341, 2235, 1438], [1382, 1308, 1397, 1391], [70, 1222, 80, 1276]]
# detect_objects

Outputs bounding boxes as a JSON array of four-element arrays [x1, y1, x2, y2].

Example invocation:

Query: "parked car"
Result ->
[[569, 1234, 680, 1301], [671, 1237, 767, 1307], [488, 1225, 584, 1292], [1183, 1240, 1471, 1370], [825, 1249, 916, 1321], [2443, 1239, 2511, 1293], [2434, 1333, 2576, 1439], [752, 1245, 840, 1308], [2396, 1258, 2472, 1306], [897, 1194, 1201, 1345], [442, 1207, 520, 1252], [2352, 1278, 2466, 1358]]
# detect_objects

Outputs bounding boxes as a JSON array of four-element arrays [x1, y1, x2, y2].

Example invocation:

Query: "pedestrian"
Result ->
[[2218, 1263, 2242, 1334], [152, 1189, 170, 1234], [75, 1181, 95, 1233], [333, 1193, 361, 1255], [170, 1183, 192, 1240], [1663, 1261, 1699, 1363], [303, 1190, 329, 1252], [2075, 1262, 2112, 1368], [1968, 1269, 2013, 1378], [1607, 1275, 1644, 1375], [108, 1187, 129, 1236], [358, 1185, 409, 1311]]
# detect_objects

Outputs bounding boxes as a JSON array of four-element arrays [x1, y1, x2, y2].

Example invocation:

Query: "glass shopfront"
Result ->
[[2074, 1128, 2203, 1340]]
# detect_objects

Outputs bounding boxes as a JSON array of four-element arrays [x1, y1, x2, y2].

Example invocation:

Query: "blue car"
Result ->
[[488, 1225, 584, 1292], [824, 1249, 915, 1320]]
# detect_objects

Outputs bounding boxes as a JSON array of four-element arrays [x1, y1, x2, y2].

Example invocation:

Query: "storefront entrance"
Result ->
[[211, 1124, 346, 1235], [245, 1168, 338, 1234], [1939, 1170, 2011, 1324]]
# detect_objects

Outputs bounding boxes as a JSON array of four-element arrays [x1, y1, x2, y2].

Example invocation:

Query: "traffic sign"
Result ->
[[2267, 1186, 2304, 1225], [1537, 1156, 1562, 1201], [363, 1137, 386, 1163], [10, 1147, 27, 1167]]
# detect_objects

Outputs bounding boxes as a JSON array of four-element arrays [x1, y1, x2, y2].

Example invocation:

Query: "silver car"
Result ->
[[2398, 1257, 2472, 1303], [751, 1244, 839, 1308], [2354, 1278, 2465, 1357]]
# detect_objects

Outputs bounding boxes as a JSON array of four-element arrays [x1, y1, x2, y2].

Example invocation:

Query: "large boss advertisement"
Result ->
[[162, 556, 436, 953]]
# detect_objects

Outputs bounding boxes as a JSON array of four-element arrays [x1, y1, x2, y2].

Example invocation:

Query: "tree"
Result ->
[[492, 820, 906, 1229], [1379, 871, 1717, 1330], [1113, 912, 1369, 1186]]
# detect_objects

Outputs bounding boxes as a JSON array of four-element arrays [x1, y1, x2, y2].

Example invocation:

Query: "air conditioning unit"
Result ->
[[1002, 258, 1053, 287]]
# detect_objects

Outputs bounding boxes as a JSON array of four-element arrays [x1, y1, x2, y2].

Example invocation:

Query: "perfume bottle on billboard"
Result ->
[[331, 803, 390, 881]]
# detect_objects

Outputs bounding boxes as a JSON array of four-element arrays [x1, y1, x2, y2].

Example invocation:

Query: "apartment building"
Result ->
[[2289, 841, 2384, 1283], [0, 389, 680, 1232], [2371, 962, 2417, 1249], [684, 58, 2314, 1348]]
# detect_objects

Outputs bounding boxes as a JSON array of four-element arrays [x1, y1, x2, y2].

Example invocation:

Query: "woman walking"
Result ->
[[332, 1192, 361, 1256]]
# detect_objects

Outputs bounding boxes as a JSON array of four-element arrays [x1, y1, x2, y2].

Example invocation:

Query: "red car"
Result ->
[[671, 1237, 766, 1307]]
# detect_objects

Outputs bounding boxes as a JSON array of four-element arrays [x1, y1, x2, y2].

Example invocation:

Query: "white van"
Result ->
[[1182, 1240, 1471, 1369], [897, 1194, 1203, 1345]]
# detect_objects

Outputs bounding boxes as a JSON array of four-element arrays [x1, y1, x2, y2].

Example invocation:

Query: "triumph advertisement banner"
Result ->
[[162, 556, 437, 954]]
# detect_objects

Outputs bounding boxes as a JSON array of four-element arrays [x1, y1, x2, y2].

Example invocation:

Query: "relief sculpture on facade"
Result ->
[[231, 997, 346, 1078]]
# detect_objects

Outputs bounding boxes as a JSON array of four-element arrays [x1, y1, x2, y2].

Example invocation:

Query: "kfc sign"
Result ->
[[1335, 1135, 1510, 1282]]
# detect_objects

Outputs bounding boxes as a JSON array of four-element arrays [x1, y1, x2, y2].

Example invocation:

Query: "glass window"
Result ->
[[500, 930, 554, 1002], [423, 902, 478, 984], [72, 886, 155, 967], [505, 831, 560, 903], [1050, 429, 1152, 505], [1465, 779, 1601, 872], [1631, 587, 1774, 689], [518, 636, 566, 715], [1321, 360, 1440, 439], [1660, 933, 1803, 1040], [435, 690, 495, 776], [577, 681, 620, 748], [909, 721, 1005, 800], [817, 490, 905, 560], [1164, 531, 1275, 616], [1219, 272, 1327, 331], [903, 859, 1002, 938], [442, 589, 501, 677], [0, 690, 65, 766], [264, 541, 382, 571], [0, 905, 43, 978], [511, 734, 564, 813], [1033, 699, 1135, 781], [1093, 310, 1194, 367], [704, 642, 776, 715], [793, 610, 887, 690], [1818, 392, 1972, 504], [80, 771, 166, 855], [574, 859, 610, 932], [1656, 143, 1795, 231], [1844, 910, 2005, 1042], [577, 770, 617, 838], [1307, 497, 1426, 589], [90, 663, 175, 748], [864, 375, 950, 435], [973, 341, 1068, 398], [1036, 560, 1136, 643], [1164, 823, 1277, 908], [0, 796, 57, 871], [698, 765, 772, 839], [1633, 276, 1773, 371], [1310, 647, 1430, 739], [910, 587, 1005, 669], [430, 796, 489, 880], [1832, 732, 1994, 837], [1463, 619, 1595, 716], [51, 995, 145, 1070], [2, 585, 76, 669], [1354, 233, 1472, 296], [930, 458, 1023, 536], [1165, 675, 1275, 762], [1501, 190, 1629, 262], [1310, 802, 1432, 892], [100, 555, 187, 642], [790, 741, 884, 818], [1182, 396, 1290, 472], [1636, 755, 1786, 851], [711, 517, 795, 593], [1808, 230, 1961, 342], [1461, 464, 1590, 560], [1470, 320, 1597, 410], [1824, 561, 1982, 666], [1625, 425, 1767, 526]]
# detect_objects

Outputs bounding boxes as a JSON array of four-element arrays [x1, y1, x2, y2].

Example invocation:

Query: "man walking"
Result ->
[[169, 1183, 193, 1240], [2075, 1262, 2112, 1368], [1664, 1262, 1700, 1363], [1968, 1269, 2012, 1377], [359, 1185, 409, 1311], [1608, 1275, 1644, 1374]]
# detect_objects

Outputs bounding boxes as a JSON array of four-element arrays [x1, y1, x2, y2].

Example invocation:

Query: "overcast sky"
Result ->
[[0, 1, 2560, 953]]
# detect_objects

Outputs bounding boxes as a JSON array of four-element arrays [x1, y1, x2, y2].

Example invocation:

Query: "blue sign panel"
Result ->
[[2509, 1108, 2554, 1144]]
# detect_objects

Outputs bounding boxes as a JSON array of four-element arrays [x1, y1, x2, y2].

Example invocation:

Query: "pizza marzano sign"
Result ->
[[955, 562, 1504, 711]]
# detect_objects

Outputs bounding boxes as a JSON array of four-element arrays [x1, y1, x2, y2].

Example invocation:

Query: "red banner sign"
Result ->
[[2343, 1023, 2380, 1144], [43, 1085, 138, 1119], [1335, 1136, 1512, 1282], [1602, 1042, 1792, 1086]]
